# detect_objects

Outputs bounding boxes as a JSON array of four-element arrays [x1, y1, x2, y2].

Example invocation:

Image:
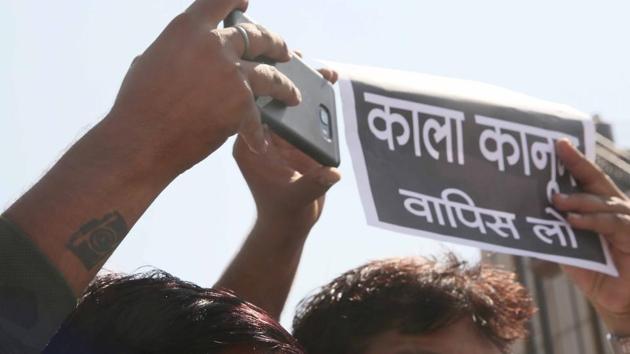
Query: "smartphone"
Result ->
[[224, 11, 340, 167]]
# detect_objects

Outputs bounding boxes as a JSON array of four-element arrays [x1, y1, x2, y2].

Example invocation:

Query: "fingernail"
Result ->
[[564, 138, 573, 146], [246, 129, 269, 155], [567, 213, 582, 220], [317, 169, 341, 187]]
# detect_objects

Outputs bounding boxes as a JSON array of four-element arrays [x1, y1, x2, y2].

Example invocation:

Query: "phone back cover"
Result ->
[[259, 59, 341, 167]]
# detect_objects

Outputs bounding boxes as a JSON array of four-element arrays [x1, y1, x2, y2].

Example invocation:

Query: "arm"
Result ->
[[554, 139, 630, 336], [4, 0, 299, 297], [216, 214, 314, 319], [4, 116, 175, 295], [216, 85, 341, 318], [1, 0, 299, 349]]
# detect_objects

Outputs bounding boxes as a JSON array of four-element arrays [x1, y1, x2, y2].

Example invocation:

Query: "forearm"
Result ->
[[215, 218, 310, 319], [3, 112, 177, 296]]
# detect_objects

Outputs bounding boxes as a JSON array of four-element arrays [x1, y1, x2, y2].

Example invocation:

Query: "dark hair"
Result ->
[[45, 270, 303, 354], [292, 255, 535, 354]]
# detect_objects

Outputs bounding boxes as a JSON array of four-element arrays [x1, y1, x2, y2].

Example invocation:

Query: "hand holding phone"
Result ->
[[225, 11, 341, 167]]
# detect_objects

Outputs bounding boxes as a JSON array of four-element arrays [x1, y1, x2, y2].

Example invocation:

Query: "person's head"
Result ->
[[292, 254, 535, 354], [45, 270, 303, 354]]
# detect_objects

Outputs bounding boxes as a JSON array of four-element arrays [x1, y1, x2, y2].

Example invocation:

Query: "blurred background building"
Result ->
[[484, 117, 630, 354]]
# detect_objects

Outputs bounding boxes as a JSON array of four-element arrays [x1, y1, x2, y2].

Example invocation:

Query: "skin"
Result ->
[[362, 318, 501, 354], [21, 2, 615, 348], [553, 139, 630, 336], [3, 2, 626, 352], [2, 2, 310, 352], [215, 65, 341, 317], [3, 0, 300, 297], [219, 138, 630, 341]]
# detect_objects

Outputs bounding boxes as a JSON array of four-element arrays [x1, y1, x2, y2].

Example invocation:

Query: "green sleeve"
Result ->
[[0, 216, 76, 353]]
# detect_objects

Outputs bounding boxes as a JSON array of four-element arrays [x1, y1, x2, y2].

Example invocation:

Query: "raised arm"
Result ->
[[216, 76, 340, 318], [554, 139, 630, 336], [1, 0, 300, 350]]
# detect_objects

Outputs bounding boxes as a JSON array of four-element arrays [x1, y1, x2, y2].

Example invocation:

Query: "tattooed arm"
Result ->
[[1, 0, 300, 351], [3, 116, 171, 294]]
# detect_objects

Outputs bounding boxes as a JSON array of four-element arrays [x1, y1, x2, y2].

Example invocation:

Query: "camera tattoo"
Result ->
[[66, 211, 128, 269]]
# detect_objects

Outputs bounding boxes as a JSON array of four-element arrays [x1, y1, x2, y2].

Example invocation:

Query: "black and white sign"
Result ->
[[337, 63, 617, 275]]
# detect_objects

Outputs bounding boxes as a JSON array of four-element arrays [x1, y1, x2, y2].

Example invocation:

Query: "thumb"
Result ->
[[237, 105, 268, 155], [290, 167, 341, 202]]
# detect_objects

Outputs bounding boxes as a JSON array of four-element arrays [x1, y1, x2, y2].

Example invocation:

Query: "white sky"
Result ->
[[2, 0, 629, 327]]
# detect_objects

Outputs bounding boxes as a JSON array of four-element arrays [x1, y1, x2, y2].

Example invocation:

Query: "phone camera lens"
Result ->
[[320, 107, 330, 125], [319, 105, 332, 142]]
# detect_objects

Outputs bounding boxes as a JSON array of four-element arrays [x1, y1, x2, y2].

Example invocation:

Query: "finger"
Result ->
[[568, 212, 630, 254], [556, 139, 624, 197], [318, 68, 338, 84], [130, 55, 141, 68], [567, 212, 630, 237], [291, 50, 338, 83], [221, 23, 291, 62], [240, 62, 301, 106], [233, 130, 299, 188], [237, 99, 268, 154], [553, 193, 630, 214], [267, 133, 323, 174], [234, 127, 313, 176], [232, 134, 247, 160], [233, 133, 260, 163], [290, 166, 341, 202], [186, 0, 248, 28]]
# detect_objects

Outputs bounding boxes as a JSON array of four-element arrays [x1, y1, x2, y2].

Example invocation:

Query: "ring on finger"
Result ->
[[234, 25, 251, 60]]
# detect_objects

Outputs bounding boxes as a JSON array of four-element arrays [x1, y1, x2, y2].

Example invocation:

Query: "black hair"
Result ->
[[45, 270, 303, 354]]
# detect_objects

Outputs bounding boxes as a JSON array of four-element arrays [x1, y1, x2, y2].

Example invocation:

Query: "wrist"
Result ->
[[100, 110, 187, 183], [254, 213, 314, 242]]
